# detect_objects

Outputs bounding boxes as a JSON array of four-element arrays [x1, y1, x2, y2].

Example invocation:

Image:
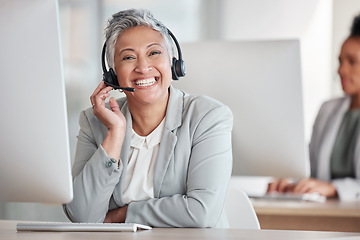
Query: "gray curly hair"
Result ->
[[104, 9, 175, 69]]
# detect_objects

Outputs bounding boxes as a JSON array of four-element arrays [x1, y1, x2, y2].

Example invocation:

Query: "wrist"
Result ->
[[329, 183, 338, 197], [119, 205, 128, 223], [102, 129, 125, 161], [111, 206, 127, 223], [108, 121, 126, 133]]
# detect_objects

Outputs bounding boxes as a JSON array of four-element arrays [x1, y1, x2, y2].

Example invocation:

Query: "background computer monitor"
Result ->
[[0, 0, 73, 203], [173, 39, 310, 179]]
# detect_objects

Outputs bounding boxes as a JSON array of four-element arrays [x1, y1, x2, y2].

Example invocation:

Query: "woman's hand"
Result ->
[[267, 178, 296, 193], [90, 81, 126, 131], [103, 205, 128, 223], [267, 177, 338, 197], [292, 178, 338, 197], [90, 81, 126, 161]]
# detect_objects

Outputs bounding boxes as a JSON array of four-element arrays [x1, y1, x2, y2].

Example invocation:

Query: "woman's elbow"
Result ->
[[64, 203, 105, 223], [186, 202, 221, 228]]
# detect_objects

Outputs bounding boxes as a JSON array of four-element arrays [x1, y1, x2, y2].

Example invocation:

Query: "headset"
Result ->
[[101, 28, 186, 92]]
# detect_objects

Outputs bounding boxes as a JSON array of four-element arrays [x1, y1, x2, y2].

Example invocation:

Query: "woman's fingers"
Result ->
[[89, 83, 126, 131], [90, 81, 113, 107], [267, 178, 294, 193], [269, 178, 337, 197], [109, 97, 121, 113], [278, 179, 293, 192], [94, 91, 111, 107], [293, 178, 316, 194], [292, 178, 337, 197], [90, 81, 105, 105]]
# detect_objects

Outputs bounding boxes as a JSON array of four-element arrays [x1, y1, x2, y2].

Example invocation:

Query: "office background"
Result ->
[[0, 0, 359, 222]]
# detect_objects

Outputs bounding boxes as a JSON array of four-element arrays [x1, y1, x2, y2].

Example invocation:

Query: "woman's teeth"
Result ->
[[134, 77, 156, 86]]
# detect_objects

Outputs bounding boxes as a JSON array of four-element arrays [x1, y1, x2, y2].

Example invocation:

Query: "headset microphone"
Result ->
[[101, 28, 185, 91]]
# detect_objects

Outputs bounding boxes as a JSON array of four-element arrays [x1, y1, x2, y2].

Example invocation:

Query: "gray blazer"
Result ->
[[64, 85, 233, 227], [309, 96, 360, 200]]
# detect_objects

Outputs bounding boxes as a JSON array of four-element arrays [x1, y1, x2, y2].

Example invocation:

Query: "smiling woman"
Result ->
[[114, 26, 173, 112], [268, 14, 360, 201], [338, 38, 360, 102], [63, 8, 233, 228]]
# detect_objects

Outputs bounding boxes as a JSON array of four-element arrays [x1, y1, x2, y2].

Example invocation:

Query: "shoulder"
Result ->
[[321, 96, 349, 108], [170, 87, 233, 133], [312, 96, 350, 132], [318, 96, 350, 115], [175, 87, 233, 119]]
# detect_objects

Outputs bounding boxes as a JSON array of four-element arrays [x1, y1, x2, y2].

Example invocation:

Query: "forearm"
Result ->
[[66, 146, 122, 223], [65, 109, 127, 222], [126, 192, 225, 228], [102, 129, 125, 162]]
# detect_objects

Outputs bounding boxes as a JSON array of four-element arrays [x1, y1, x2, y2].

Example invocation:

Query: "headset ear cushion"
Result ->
[[103, 70, 112, 85], [176, 59, 186, 78], [172, 58, 179, 80], [109, 68, 119, 87], [172, 57, 186, 80]]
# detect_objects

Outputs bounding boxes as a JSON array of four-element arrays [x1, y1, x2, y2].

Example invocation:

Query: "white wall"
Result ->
[[219, 0, 333, 142]]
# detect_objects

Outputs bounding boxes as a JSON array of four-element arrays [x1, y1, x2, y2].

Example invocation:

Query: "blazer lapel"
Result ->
[[317, 96, 350, 180], [120, 101, 132, 167], [113, 99, 132, 205], [153, 86, 183, 197]]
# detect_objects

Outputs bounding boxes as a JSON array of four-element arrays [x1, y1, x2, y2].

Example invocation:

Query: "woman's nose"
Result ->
[[338, 63, 346, 76], [135, 58, 152, 73]]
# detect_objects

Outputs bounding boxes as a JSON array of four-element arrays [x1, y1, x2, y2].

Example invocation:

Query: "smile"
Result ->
[[133, 77, 158, 87]]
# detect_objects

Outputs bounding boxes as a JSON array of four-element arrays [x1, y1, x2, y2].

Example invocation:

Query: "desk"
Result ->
[[1, 220, 360, 240], [252, 198, 360, 232]]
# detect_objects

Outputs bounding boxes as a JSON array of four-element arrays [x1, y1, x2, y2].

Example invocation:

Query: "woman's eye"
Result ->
[[149, 51, 161, 56], [122, 56, 135, 61]]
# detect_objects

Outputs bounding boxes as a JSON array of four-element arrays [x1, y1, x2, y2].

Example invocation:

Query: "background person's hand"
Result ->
[[267, 178, 296, 193], [292, 178, 338, 197]]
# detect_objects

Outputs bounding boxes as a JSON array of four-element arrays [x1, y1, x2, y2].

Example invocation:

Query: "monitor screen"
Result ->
[[174, 39, 310, 179], [0, 0, 73, 203]]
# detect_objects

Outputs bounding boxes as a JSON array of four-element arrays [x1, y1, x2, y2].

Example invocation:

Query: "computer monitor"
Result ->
[[173, 39, 310, 179], [0, 0, 73, 203]]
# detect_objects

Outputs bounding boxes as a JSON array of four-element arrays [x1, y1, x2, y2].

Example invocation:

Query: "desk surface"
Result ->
[[1, 220, 360, 240], [252, 198, 360, 232], [252, 198, 360, 217]]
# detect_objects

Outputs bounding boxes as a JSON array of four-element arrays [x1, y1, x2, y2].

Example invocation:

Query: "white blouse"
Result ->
[[122, 118, 165, 204]]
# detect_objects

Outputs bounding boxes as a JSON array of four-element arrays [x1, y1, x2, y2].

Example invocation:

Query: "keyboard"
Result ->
[[16, 222, 152, 232], [250, 192, 326, 203]]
